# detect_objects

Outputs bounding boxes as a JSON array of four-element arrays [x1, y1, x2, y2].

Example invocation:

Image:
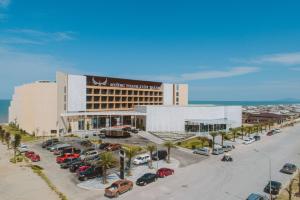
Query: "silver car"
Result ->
[[193, 147, 211, 156]]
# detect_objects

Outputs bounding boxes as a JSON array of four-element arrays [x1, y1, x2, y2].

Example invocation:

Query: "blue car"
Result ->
[[246, 193, 269, 200]]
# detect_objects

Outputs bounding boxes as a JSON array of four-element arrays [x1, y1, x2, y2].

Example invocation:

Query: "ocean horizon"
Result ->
[[1, 99, 299, 123]]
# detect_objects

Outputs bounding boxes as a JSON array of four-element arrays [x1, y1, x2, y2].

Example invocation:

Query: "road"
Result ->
[[117, 124, 300, 200]]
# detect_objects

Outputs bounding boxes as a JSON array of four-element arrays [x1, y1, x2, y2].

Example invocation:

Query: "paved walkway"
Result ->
[[138, 131, 164, 144], [0, 144, 59, 200]]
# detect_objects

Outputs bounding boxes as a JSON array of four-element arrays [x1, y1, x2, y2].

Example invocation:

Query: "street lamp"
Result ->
[[254, 149, 272, 200]]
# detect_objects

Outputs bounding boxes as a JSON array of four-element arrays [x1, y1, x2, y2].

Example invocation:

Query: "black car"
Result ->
[[152, 150, 168, 161], [78, 166, 102, 181], [280, 163, 297, 174], [99, 143, 110, 150], [42, 138, 59, 148], [253, 135, 261, 141], [131, 129, 139, 134], [60, 157, 81, 169], [136, 173, 157, 186], [69, 161, 86, 173], [264, 181, 282, 195]]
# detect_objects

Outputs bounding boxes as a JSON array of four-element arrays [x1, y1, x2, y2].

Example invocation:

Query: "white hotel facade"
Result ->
[[9, 71, 242, 137]]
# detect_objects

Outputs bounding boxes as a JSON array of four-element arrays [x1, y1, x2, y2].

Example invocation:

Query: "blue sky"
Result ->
[[1, 0, 300, 100]]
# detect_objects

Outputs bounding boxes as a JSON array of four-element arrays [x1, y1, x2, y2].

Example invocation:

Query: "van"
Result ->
[[133, 154, 151, 165], [212, 147, 224, 155], [152, 150, 168, 160], [50, 143, 71, 152]]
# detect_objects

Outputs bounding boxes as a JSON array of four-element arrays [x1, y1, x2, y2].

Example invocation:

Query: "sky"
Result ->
[[0, 0, 300, 101]]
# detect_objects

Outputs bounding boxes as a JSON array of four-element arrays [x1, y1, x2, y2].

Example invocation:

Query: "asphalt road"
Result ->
[[117, 124, 300, 200]]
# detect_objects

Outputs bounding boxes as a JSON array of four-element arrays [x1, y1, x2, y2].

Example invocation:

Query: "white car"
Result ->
[[80, 150, 98, 160], [274, 129, 281, 133], [18, 144, 29, 153], [133, 154, 150, 165], [243, 138, 255, 145]]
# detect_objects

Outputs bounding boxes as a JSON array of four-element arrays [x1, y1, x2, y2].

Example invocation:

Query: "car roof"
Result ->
[[247, 193, 264, 200]]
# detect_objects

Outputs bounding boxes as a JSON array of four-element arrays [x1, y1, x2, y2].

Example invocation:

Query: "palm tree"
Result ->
[[220, 131, 226, 146], [124, 146, 139, 176], [240, 125, 245, 139], [146, 144, 156, 169], [230, 128, 238, 142], [5, 132, 11, 149], [163, 141, 176, 163], [209, 131, 219, 150], [12, 134, 22, 159], [97, 152, 117, 184]]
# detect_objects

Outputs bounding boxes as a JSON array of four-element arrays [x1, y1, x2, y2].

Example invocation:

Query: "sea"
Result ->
[[0, 99, 299, 124]]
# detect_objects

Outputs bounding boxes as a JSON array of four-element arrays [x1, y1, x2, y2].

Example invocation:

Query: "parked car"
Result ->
[[136, 173, 157, 186], [193, 147, 211, 156], [253, 135, 261, 141], [80, 140, 93, 147], [84, 154, 100, 165], [42, 138, 59, 148], [77, 165, 102, 181], [152, 150, 168, 160], [267, 131, 274, 136], [131, 129, 139, 134], [222, 144, 234, 152], [99, 143, 110, 150], [274, 129, 281, 134], [58, 147, 81, 156], [105, 143, 121, 151], [105, 180, 133, 198], [46, 141, 63, 150], [212, 147, 224, 155], [264, 181, 282, 195], [133, 154, 151, 165], [280, 163, 297, 174], [60, 157, 81, 169], [25, 151, 35, 158], [18, 144, 29, 153], [80, 150, 98, 160], [156, 168, 174, 178], [30, 154, 41, 162], [246, 193, 269, 200], [53, 146, 77, 155], [69, 161, 86, 173], [243, 137, 255, 145], [56, 153, 80, 163], [49, 143, 71, 152]]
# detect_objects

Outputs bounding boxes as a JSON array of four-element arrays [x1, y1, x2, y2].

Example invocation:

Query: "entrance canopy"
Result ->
[[61, 111, 146, 117]]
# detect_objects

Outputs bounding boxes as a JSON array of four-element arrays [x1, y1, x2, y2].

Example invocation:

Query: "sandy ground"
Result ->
[[0, 144, 59, 200]]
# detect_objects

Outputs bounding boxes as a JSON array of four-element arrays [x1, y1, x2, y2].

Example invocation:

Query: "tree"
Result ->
[[0, 129, 5, 143], [163, 141, 176, 163], [209, 132, 219, 150], [97, 152, 117, 184], [86, 121, 90, 130], [12, 134, 22, 159], [230, 128, 238, 142], [220, 131, 226, 146], [124, 146, 139, 176], [285, 179, 295, 200], [146, 144, 156, 169], [240, 125, 245, 139], [5, 132, 11, 149]]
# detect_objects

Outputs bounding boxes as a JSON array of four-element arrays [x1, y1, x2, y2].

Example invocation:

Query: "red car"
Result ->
[[31, 154, 41, 162], [267, 131, 273, 136], [56, 153, 80, 163], [105, 144, 121, 151], [25, 151, 35, 158], [156, 168, 174, 178]]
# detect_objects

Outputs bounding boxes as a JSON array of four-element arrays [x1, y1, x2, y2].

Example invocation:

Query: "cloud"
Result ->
[[130, 66, 259, 82], [233, 52, 300, 65], [0, 46, 81, 98], [0, 29, 75, 45], [289, 67, 300, 71], [0, 0, 10, 8]]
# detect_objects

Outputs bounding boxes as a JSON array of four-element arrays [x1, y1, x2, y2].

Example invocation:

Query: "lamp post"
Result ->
[[254, 149, 272, 200]]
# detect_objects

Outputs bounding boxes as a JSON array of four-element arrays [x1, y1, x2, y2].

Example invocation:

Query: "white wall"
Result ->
[[67, 75, 86, 112], [138, 105, 242, 132], [162, 83, 173, 105]]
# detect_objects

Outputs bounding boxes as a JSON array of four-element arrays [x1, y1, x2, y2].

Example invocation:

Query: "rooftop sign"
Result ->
[[86, 75, 162, 90]]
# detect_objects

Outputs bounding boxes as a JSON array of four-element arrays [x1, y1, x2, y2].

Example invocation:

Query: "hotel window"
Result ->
[[128, 103, 133, 108], [115, 104, 121, 108], [115, 97, 121, 102], [87, 88, 92, 94], [94, 89, 100, 94], [101, 104, 107, 109], [134, 97, 138, 101], [108, 89, 114, 95], [109, 103, 114, 109], [101, 96, 107, 101], [128, 90, 133, 95], [115, 90, 121, 95], [150, 91, 153, 96], [86, 96, 92, 102], [128, 97, 132, 101], [139, 91, 143, 95], [101, 89, 107, 94], [122, 97, 127, 101], [108, 96, 114, 101], [134, 91, 138, 95], [94, 104, 100, 109], [94, 96, 100, 101], [176, 92, 179, 97], [122, 90, 126, 95], [87, 104, 92, 109], [176, 84, 179, 91], [122, 103, 126, 107]]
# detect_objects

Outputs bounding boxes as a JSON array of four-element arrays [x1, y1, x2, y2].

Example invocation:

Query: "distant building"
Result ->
[[9, 71, 242, 136], [243, 112, 289, 124]]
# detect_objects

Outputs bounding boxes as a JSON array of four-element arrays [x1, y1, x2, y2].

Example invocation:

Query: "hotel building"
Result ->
[[9, 71, 241, 137]]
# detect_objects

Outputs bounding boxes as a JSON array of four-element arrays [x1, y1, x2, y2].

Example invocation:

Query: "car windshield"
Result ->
[[269, 181, 281, 187], [109, 183, 118, 190]]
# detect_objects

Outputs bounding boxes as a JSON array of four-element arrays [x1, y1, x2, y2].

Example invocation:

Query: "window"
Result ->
[[86, 88, 92, 94], [176, 84, 179, 91], [94, 96, 100, 101], [78, 120, 85, 130]]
